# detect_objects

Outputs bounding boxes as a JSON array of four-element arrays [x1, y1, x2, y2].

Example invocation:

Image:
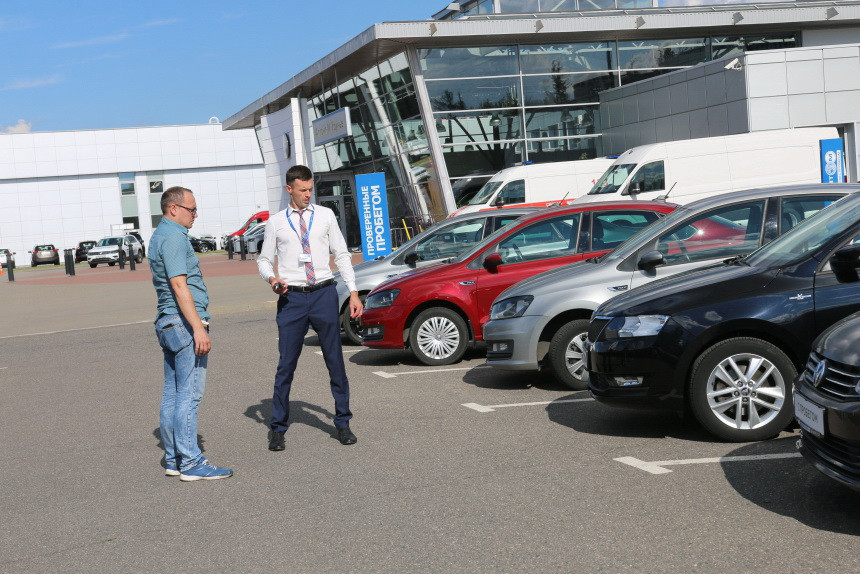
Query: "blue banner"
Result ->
[[356, 173, 392, 261], [820, 138, 845, 183]]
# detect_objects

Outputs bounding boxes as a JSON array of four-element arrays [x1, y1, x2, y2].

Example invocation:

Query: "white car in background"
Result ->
[[87, 235, 144, 267]]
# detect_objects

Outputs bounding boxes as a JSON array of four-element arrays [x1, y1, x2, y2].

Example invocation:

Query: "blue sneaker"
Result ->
[[165, 461, 180, 477], [179, 459, 233, 482]]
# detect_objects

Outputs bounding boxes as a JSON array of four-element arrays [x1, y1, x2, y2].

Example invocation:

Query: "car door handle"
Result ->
[[459, 281, 475, 286]]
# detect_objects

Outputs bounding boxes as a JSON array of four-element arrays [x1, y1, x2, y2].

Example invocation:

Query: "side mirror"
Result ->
[[830, 244, 860, 283], [623, 181, 643, 196], [483, 252, 503, 273], [637, 249, 664, 271], [403, 252, 419, 267], [492, 195, 506, 208]]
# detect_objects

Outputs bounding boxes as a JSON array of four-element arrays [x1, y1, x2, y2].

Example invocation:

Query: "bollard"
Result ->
[[227, 237, 234, 260], [6, 259, 14, 282], [240, 236, 247, 261], [118, 247, 126, 269], [129, 248, 136, 271], [65, 249, 76, 276]]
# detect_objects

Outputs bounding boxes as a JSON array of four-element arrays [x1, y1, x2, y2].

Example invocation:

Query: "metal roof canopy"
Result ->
[[223, 1, 860, 131]]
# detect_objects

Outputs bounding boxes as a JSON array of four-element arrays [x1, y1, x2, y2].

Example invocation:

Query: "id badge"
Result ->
[[299, 253, 312, 263]]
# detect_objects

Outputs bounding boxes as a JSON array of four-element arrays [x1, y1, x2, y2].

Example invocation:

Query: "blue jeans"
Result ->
[[156, 314, 207, 472]]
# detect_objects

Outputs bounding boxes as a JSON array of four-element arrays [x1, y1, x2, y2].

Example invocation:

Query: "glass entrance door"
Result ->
[[316, 174, 360, 249]]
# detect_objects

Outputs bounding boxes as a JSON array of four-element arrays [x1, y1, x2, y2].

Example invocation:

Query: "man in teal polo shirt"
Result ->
[[149, 186, 232, 482]]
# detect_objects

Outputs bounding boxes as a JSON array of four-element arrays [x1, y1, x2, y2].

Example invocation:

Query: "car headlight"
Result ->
[[604, 315, 669, 338], [365, 289, 400, 309], [490, 295, 534, 320]]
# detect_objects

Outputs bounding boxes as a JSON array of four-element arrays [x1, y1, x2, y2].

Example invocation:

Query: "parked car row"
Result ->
[[353, 183, 860, 490]]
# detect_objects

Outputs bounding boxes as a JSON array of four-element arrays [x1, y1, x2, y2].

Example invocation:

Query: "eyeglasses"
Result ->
[[174, 204, 198, 215]]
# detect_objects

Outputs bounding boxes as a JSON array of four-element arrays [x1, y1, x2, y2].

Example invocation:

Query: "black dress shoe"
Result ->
[[268, 430, 285, 451], [336, 427, 357, 445]]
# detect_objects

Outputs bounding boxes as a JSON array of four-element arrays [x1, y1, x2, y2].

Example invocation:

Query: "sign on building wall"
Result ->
[[312, 107, 352, 146], [356, 173, 391, 261], [820, 138, 845, 183]]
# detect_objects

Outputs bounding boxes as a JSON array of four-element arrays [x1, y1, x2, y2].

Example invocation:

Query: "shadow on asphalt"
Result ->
[[243, 398, 339, 439], [345, 342, 487, 367], [545, 393, 720, 442], [461, 364, 569, 392], [722, 437, 860, 535]]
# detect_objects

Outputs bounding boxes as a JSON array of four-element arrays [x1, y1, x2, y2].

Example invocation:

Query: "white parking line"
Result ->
[[614, 452, 802, 475], [0, 320, 151, 340], [316, 349, 363, 356], [373, 365, 490, 379], [462, 397, 595, 413]]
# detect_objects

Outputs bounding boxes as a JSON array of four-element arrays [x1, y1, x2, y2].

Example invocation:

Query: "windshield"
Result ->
[[744, 195, 860, 268], [468, 181, 503, 205], [97, 237, 122, 247], [588, 163, 636, 195], [452, 215, 529, 263]]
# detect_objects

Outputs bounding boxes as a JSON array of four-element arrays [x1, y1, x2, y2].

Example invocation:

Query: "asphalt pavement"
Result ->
[[1, 254, 859, 573]]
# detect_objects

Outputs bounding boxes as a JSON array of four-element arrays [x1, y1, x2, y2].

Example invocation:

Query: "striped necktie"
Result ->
[[298, 209, 315, 285]]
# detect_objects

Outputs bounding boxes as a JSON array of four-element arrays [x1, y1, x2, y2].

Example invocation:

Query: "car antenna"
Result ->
[[656, 182, 677, 203]]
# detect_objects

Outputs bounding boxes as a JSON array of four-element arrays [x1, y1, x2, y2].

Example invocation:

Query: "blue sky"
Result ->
[[0, 1, 432, 133]]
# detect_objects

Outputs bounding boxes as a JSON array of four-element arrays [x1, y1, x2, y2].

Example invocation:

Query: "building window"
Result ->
[[119, 173, 135, 195], [147, 171, 164, 195]]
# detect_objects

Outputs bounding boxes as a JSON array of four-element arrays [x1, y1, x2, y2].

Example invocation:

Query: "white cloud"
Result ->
[[52, 33, 130, 49], [1, 120, 33, 134], [138, 18, 181, 28], [0, 75, 63, 91]]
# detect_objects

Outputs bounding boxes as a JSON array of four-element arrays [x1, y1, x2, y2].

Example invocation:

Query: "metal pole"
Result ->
[[118, 246, 126, 269], [6, 258, 14, 282], [240, 236, 247, 261], [129, 248, 136, 271], [65, 249, 76, 276], [227, 237, 234, 260]]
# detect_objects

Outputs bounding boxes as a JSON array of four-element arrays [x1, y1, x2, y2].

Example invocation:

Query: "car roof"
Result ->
[[674, 183, 860, 211], [508, 200, 678, 226]]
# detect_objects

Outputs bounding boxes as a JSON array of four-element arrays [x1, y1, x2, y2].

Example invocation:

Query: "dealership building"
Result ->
[[225, 0, 860, 250], [0, 123, 265, 258]]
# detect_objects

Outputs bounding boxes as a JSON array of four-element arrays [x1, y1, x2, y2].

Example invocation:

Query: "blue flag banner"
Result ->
[[356, 173, 392, 261], [820, 138, 844, 183]]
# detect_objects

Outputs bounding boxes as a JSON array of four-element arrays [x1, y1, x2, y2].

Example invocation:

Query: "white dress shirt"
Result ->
[[257, 203, 357, 292]]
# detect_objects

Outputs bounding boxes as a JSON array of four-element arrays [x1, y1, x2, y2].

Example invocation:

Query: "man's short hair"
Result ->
[[161, 186, 192, 214], [286, 165, 313, 186]]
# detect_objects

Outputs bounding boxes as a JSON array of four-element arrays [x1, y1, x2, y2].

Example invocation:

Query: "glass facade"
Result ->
[[309, 53, 446, 241], [441, 0, 794, 19]]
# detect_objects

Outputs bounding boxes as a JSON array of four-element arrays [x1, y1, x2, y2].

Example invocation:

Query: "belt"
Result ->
[[285, 279, 335, 293]]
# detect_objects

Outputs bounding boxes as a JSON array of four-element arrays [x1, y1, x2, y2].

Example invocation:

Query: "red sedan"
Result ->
[[361, 201, 678, 365]]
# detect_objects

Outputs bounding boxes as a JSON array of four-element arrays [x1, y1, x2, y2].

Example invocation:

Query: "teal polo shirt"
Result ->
[[149, 218, 210, 322]]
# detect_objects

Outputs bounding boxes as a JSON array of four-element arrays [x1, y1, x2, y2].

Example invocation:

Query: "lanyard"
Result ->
[[287, 208, 315, 245]]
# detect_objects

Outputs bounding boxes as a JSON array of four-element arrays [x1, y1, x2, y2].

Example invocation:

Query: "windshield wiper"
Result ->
[[723, 254, 749, 265]]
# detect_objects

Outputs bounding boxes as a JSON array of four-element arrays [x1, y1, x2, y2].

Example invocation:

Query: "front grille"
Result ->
[[588, 317, 611, 342], [800, 351, 860, 400], [801, 429, 860, 482]]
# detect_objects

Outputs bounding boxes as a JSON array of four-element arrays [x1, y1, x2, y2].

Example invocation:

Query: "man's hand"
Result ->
[[269, 277, 287, 294], [349, 291, 364, 318], [193, 326, 211, 356]]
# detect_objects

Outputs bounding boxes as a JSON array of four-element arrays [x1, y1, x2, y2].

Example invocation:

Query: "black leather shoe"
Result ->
[[336, 427, 357, 445], [268, 430, 285, 451]]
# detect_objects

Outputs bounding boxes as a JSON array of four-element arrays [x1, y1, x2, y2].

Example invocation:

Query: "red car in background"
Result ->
[[361, 201, 678, 365]]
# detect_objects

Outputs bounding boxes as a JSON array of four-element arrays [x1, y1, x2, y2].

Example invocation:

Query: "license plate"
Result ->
[[794, 392, 825, 437]]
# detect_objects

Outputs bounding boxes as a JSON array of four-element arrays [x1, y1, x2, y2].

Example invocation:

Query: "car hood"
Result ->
[[495, 259, 594, 300], [370, 261, 452, 293], [88, 245, 120, 253], [596, 261, 776, 317], [814, 311, 860, 366]]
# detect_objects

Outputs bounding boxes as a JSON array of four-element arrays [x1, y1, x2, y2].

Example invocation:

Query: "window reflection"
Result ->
[[522, 72, 617, 105], [617, 38, 708, 69], [418, 46, 518, 79], [525, 106, 600, 137], [426, 77, 520, 111], [434, 110, 523, 144], [520, 43, 615, 73], [526, 137, 601, 163]]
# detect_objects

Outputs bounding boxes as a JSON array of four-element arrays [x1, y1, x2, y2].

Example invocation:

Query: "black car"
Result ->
[[129, 232, 146, 258], [189, 235, 217, 253], [586, 186, 860, 442], [74, 240, 96, 262], [795, 310, 860, 490]]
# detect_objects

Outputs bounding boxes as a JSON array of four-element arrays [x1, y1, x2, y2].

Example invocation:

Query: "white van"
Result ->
[[450, 157, 615, 217], [576, 127, 841, 205]]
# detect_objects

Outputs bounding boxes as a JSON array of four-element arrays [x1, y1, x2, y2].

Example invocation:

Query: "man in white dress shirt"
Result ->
[[257, 165, 363, 450]]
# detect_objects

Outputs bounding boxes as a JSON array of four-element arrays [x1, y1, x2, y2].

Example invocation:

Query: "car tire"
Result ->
[[89, 262, 97, 268], [409, 307, 468, 366], [31, 262, 37, 267], [340, 293, 367, 345], [199, 243, 211, 253], [689, 337, 796, 442], [547, 319, 591, 390], [135, 252, 143, 263], [108, 262, 116, 267]]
